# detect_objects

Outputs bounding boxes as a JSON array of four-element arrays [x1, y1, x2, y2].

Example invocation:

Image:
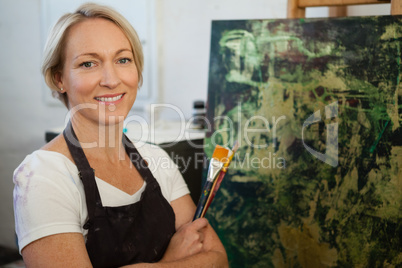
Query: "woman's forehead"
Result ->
[[65, 18, 132, 57]]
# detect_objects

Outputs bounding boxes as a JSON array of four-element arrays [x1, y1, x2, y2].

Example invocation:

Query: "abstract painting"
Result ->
[[204, 16, 402, 267]]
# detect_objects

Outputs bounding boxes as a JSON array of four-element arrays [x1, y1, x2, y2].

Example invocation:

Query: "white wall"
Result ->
[[0, 0, 391, 249]]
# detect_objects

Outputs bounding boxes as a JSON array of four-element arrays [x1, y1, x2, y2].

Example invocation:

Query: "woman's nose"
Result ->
[[99, 63, 121, 89]]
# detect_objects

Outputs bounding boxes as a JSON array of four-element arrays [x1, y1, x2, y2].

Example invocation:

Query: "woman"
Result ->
[[13, 3, 228, 267]]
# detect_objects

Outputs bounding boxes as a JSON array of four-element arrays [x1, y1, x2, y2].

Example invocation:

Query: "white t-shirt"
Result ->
[[13, 142, 190, 253]]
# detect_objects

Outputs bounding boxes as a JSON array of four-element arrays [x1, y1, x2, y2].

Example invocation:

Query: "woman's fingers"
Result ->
[[190, 218, 208, 230], [179, 218, 208, 233]]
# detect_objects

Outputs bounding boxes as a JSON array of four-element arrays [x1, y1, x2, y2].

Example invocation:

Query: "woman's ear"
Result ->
[[54, 71, 63, 90]]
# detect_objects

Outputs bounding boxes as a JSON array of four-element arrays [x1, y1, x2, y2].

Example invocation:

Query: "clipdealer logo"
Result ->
[[302, 101, 339, 167]]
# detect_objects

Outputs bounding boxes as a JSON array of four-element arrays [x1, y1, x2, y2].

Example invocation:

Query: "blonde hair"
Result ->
[[41, 2, 144, 107]]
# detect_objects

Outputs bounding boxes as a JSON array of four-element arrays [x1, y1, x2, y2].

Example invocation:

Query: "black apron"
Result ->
[[63, 122, 176, 268]]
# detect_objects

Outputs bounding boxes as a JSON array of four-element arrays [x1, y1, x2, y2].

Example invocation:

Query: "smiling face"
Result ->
[[57, 17, 138, 126]]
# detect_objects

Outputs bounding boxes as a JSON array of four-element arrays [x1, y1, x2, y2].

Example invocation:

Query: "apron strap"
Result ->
[[63, 121, 101, 229], [122, 134, 157, 186]]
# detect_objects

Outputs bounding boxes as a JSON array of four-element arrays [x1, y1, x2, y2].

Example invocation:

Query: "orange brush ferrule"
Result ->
[[220, 141, 239, 172], [200, 141, 239, 218]]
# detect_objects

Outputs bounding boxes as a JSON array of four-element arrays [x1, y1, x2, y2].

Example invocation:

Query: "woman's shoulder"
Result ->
[[14, 135, 78, 182], [131, 141, 189, 203], [41, 133, 73, 162], [129, 139, 172, 162]]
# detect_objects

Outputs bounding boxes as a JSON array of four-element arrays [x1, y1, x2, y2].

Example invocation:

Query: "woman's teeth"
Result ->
[[95, 94, 123, 102]]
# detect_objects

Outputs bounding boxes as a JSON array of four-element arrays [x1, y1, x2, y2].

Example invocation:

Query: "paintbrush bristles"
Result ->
[[231, 140, 239, 153], [212, 145, 230, 162]]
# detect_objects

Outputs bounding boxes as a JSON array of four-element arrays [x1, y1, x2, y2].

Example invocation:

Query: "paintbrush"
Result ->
[[201, 141, 239, 218], [193, 145, 231, 221]]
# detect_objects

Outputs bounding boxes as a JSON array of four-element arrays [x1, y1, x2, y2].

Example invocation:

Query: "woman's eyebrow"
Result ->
[[74, 52, 99, 60], [73, 49, 132, 60], [115, 48, 132, 55]]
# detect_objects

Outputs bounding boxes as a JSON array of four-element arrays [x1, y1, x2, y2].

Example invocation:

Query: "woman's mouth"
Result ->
[[94, 93, 125, 104]]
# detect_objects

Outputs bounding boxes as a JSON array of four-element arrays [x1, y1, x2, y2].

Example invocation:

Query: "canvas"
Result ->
[[204, 16, 402, 267]]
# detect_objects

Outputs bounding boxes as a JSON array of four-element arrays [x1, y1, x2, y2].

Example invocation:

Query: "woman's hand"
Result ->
[[160, 218, 208, 262], [153, 194, 228, 267]]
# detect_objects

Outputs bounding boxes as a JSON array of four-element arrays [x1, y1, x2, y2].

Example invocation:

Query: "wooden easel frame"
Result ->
[[287, 0, 402, 18]]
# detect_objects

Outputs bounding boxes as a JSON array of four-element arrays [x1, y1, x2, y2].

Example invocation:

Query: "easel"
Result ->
[[287, 0, 402, 18]]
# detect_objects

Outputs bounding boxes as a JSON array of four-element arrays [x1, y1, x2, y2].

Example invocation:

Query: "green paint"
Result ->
[[369, 120, 390, 154]]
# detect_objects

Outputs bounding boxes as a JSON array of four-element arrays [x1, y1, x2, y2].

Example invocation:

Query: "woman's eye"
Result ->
[[118, 58, 132, 64], [80, 62, 94, 68]]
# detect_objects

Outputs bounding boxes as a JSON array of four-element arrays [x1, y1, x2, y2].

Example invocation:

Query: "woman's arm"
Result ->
[[149, 194, 229, 267], [22, 233, 93, 267]]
